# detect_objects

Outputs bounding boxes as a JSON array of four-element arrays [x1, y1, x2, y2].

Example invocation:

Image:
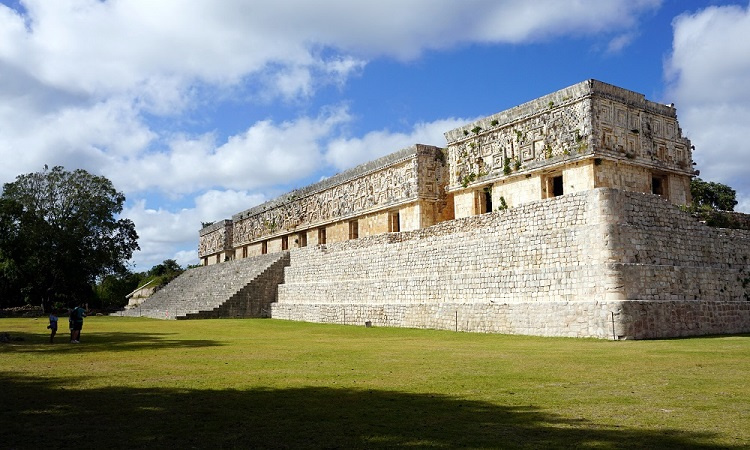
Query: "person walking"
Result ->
[[47, 313, 58, 343], [70, 304, 86, 343]]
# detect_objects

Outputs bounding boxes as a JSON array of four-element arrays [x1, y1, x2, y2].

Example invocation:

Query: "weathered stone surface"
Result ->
[[272, 189, 750, 339], [117, 252, 289, 320], [181, 80, 749, 339]]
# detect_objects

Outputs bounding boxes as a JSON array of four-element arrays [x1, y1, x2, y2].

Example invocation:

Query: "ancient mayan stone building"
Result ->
[[187, 79, 750, 339], [200, 80, 694, 264], [199, 144, 451, 264]]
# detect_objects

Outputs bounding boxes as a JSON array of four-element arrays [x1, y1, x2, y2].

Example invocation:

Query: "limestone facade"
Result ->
[[273, 189, 750, 338], [199, 80, 694, 264], [186, 81, 750, 338], [198, 220, 233, 265], [199, 144, 449, 265], [445, 79, 693, 217]]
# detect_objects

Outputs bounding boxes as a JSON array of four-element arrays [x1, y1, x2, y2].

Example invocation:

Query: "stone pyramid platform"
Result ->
[[116, 252, 289, 320]]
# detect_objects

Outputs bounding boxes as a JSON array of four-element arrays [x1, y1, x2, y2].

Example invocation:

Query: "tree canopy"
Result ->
[[0, 166, 139, 310], [690, 177, 737, 212]]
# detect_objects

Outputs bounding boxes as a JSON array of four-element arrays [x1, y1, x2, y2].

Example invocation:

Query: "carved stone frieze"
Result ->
[[448, 100, 590, 189], [198, 220, 232, 257], [229, 145, 445, 246]]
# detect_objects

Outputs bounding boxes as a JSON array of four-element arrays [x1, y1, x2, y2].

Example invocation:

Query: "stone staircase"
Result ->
[[116, 252, 289, 320]]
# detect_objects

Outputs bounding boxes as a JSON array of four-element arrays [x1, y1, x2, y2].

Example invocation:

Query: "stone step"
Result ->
[[115, 252, 289, 319]]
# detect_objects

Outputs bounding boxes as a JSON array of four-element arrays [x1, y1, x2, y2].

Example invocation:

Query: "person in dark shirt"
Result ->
[[70, 304, 86, 343]]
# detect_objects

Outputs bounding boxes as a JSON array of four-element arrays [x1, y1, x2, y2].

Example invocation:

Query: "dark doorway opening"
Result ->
[[552, 175, 564, 197]]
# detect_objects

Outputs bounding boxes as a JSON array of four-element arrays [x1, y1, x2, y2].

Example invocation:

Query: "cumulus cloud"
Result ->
[[123, 189, 267, 268], [606, 32, 638, 54], [0, 95, 154, 183], [0, 0, 660, 103], [0, 0, 662, 190], [325, 118, 474, 171], [666, 3, 750, 211], [0, 0, 668, 267], [108, 106, 352, 195]]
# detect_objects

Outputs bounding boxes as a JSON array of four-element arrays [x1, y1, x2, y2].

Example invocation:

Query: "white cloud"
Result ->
[[124, 189, 266, 269], [0, 0, 660, 104], [325, 118, 473, 171], [0, 95, 154, 184], [666, 3, 750, 212], [0, 0, 671, 268], [606, 32, 637, 54], [0, 0, 663, 191], [107, 106, 352, 196]]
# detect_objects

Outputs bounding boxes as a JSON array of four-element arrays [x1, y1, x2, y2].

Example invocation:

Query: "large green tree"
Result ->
[[690, 177, 737, 211], [0, 166, 139, 311]]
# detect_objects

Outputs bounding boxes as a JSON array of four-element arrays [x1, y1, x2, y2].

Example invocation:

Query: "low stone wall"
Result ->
[[273, 188, 750, 339], [272, 301, 620, 337], [617, 300, 750, 339]]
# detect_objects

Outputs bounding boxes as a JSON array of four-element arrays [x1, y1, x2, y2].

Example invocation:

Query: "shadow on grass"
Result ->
[[0, 373, 735, 449], [0, 331, 221, 353]]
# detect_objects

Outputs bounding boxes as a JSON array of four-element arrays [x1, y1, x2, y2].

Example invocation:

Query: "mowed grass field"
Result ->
[[1, 317, 748, 449]]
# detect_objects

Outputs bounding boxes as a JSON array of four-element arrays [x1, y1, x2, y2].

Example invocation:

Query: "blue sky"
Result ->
[[1, 0, 749, 270]]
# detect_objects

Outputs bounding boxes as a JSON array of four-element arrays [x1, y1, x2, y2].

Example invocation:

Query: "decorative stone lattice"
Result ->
[[198, 220, 232, 257], [444, 80, 693, 192], [228, 145, 445, 246]]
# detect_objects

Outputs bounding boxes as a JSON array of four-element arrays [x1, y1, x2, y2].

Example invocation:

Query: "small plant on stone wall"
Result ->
[[461, 172, 477, 188], [497, 196, 508, 211], [563, 148, 571, 156], [548, 101, 555, 109], [514, 158, 522, 171], [491, 119, 499, 127], [503, 157, 512, 175], [544, 144, 553, 159], [469, 142, 476, 149], [463, 130, 469, 136], [514, 129, 524, 143], [263, 219, 277, 232], [472, 126, 482, 135]]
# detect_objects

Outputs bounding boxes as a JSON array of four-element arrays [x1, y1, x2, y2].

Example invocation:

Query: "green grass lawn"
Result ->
[[1, 317, 748, 449]]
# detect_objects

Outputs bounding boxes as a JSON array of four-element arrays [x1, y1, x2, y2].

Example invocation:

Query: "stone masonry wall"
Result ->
[[273, 188, 750, 339], [601, 189, 750, 338], [274, 189, 621, 337]]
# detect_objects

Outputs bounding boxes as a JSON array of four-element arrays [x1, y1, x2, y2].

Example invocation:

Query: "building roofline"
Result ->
[[444, 79, 677, 144]]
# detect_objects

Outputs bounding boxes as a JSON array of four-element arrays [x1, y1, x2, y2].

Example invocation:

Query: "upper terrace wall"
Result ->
[[274, 188, 750, 338], [606, 190, 750, 302]]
